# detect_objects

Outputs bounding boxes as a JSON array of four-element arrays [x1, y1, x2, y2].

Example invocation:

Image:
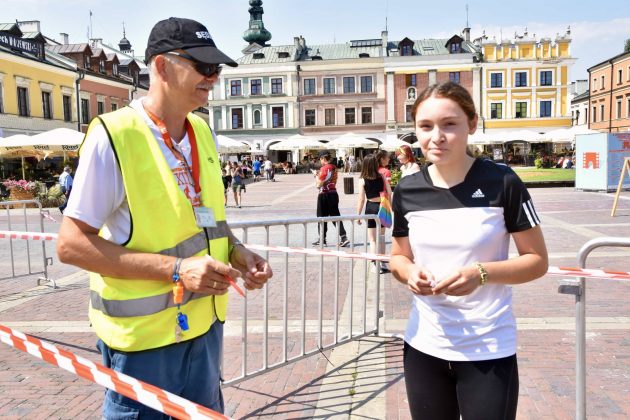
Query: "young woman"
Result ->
[[231, 162, 245, 208], [356, 154, 392, 274], [395, 144, 420, 178], [390, 81, 548, 420]]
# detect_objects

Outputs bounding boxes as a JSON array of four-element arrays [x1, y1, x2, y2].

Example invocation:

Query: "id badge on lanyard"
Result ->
[[194, 207, 217, 228]]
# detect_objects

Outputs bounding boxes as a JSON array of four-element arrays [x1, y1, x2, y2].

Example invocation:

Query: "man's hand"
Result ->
[[229, 245, 273, 290], [179, 255, 242, 295]]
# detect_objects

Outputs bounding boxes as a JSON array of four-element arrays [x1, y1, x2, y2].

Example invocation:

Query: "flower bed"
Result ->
[[2, 179, 39, 208]]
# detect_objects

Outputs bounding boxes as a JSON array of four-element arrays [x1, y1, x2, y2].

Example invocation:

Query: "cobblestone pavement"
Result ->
[[1, 172, 629, 419]]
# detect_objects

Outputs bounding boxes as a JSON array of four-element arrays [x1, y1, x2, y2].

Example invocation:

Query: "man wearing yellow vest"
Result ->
[[56, 17, 273, 418]]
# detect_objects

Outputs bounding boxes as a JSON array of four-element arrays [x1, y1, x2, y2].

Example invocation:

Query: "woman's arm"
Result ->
[[356, 179, 366, 223], [433, 225, 548, 296]]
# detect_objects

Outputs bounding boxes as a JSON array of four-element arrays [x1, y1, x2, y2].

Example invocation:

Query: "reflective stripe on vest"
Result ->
[[90, 289, 205, 317], [157, 222, 229, 257]]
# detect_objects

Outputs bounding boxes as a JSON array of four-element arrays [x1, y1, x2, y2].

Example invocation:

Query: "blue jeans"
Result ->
[[97, 322, 224, 419]]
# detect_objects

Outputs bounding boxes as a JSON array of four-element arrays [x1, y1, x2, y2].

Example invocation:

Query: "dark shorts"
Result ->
[[232, 184, 244, 192], [365, 200, 380, 228]]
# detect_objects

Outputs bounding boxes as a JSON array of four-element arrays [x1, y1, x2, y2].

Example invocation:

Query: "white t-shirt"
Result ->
[[392, 159, 541, 361], [64, 99, 218, 244]]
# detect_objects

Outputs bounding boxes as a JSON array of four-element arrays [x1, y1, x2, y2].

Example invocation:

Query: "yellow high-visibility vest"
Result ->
[[83, 107, 228, 351]]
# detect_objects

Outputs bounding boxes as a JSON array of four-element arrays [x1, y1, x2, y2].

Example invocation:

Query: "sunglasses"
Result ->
[[165, 52, 223, 78]]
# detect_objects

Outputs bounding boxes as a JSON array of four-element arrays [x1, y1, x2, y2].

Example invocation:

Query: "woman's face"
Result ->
[[380, 155, 390, 167], [414, 96, 477, 166], [396, 153, 408, 164]]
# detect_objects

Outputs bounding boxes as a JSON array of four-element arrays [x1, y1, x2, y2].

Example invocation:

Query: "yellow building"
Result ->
[[480, 28, 574, 135], [0, 22, 78, 137]]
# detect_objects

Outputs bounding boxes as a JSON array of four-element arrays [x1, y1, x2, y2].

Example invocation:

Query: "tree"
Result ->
[[625, 38, 630, 52]]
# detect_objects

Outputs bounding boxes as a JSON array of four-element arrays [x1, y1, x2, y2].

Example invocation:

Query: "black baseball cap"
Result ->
[[145, 17, 238, 67]]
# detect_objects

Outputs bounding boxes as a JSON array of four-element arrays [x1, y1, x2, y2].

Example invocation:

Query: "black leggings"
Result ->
[[403, 342, 519, 420]]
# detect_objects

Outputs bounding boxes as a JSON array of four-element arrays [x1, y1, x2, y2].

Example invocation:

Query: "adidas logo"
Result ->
[[471, 189, 485, 198]]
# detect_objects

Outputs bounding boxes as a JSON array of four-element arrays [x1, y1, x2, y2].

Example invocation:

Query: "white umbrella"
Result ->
[[30, 128, 84, 156], [270, 135, 327, 151], [327, 132, 379, 149], [0, 135, 46, 179], [379, 136, 409, 151], [216, 135, 250, 153]]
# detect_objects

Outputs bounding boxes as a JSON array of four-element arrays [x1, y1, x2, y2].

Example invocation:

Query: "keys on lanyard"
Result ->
[[172, 259, 190, 342]]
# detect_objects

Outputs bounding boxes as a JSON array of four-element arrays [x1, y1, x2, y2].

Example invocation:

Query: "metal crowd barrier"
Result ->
[[223, 214, 383, 386], [0, 199, 55, 288], [558, 237, 630, 420]]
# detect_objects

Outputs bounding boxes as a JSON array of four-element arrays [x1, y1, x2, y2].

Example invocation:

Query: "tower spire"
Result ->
[[243, 0, 272, 46]]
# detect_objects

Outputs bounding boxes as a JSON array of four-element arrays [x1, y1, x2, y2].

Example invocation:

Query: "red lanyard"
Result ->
[[144, 108, 202, 195]]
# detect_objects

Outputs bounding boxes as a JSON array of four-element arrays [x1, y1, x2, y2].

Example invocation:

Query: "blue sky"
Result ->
[[4, 0, 630, 80]]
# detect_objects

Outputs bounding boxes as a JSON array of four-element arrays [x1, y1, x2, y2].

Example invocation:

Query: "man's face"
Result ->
[[162, 51, 221, 110]]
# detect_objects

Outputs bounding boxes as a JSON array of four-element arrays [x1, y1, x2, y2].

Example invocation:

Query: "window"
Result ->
[[272, 106, 284, 127], [17, 87, 29, 117], [628, 97, 630, 118], [600, 104, 605, 121], [323, 78, 335, 94], [616, 98, 622, 119], [405, 105, 413, 122], [62, 95, 72, 121], [361, 107, 372, 124], [304, 78, 316, 95], [80, 98, 89, 124], [253, 109, 261, 125], [539, 100, 552, 117], [601, 75, 605, 89], [593, 78, 597, 90], [41, 91, 52, 119], [111, 103, 118, 111], [113, 64, 118, 76], [250, 79, 262, 95], [343, 77, 355, 93], [490, 73, 502, 88], [230, 80, 242, 96], [450, 43, 461, 53], [360, 76, 373, 93], [514, 72, 527, 87], [490, 103, 502, 119], [344, 107, 355, 124], [231, 108, 243, 129], [515, 102, 527, 118], [406, 74, 416, 87], [99, 60, 105, 73], [618, 69, 623, 84], [324, 108, 335, 125], [271, 78, 283, 94], [97, 101, 105, 115], [592, 106, 597, 123], [305, 109, 316, 126], [540, 71, 552, 86], [401, 45, 412, 56], [84, 54, 90, 69], [0, 83, 3, 113], [449, 72, 460, 84]]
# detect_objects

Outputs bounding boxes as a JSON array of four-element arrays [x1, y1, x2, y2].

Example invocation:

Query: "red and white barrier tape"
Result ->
[[40, 211, 59, 223], [0, 324, 229, 420], [2, 230, 629, 281]]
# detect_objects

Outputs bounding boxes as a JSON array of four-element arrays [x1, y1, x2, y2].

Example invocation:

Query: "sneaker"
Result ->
[[338, 237, 350, 247], [379, 262, 390, 274], [312, 239, 327, 246]]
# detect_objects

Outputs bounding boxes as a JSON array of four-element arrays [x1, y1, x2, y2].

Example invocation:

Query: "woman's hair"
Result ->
[[375, 150, 390, 167], [411, 81, 477, 125], [360, 154, 380, 180], [395, 145, 415, 163]]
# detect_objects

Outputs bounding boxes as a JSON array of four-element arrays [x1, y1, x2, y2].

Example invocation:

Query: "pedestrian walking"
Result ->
[[312, 151, 350, 247], [231, 162, 245, 208], [390, 81, 548, 420], [56, 17, 273, 418], [58, 165, 73, 213]]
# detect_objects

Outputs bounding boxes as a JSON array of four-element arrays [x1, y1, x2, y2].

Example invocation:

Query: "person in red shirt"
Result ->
[[313, 151, 350, 247]]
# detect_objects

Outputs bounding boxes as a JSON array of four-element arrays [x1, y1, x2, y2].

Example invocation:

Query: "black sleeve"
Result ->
[[503, 169, 540, 232], [392, 185, 409, 237]]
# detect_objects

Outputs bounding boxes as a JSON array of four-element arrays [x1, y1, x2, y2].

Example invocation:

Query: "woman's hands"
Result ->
[[406, 265, 481, 297]]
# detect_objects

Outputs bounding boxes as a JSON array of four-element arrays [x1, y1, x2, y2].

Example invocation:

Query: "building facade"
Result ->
[[588, 50, 630, 133]]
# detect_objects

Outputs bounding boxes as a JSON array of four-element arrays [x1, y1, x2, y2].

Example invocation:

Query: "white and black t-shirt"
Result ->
[[392, 158, 540, 361]]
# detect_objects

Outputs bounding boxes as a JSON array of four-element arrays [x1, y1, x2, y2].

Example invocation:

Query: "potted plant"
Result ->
[[2, 179, 38, 202]]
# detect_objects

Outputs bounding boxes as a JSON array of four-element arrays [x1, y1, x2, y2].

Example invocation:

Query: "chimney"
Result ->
[[60, 33, 69, 45], [381, 30, 388, 56], [462, 27, 470, 42]]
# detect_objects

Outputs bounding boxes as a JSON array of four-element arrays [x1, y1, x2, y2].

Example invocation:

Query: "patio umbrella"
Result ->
[[29, 128, 84, 157], [269, 135, 327, 150], [378, 135, 409, 152], [0, 134, 43, 179], [216, 135, 250, 154], [327, 132, 379, 149]]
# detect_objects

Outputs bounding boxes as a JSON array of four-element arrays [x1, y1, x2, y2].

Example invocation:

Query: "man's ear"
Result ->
[[153, 55, 169, 81]]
